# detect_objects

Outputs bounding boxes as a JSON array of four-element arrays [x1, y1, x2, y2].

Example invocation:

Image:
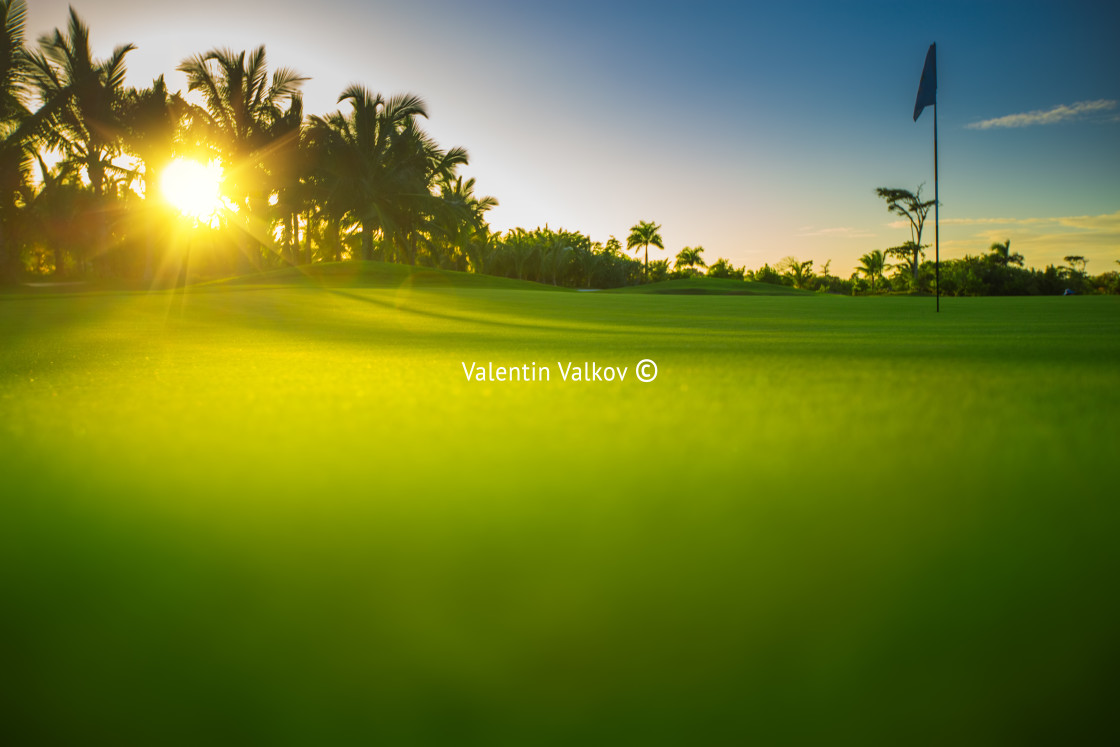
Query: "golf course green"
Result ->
[[2, 264, 1117, 744]]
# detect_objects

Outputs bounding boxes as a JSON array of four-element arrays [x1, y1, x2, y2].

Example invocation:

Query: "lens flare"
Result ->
[[160, 158, 225, 222]]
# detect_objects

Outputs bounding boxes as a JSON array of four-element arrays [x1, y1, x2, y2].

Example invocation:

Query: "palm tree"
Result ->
[[301, 116, 346, 261], [646, 258, 670, 282], [1, 0, 32, 280], [118, 75, 184, 281], [306, 85, 428, 262], [674, 246, 706, 275], [119, 76, 181, 189], [178, 46, 306, 270], [393, 121, 469, 265], [876, 185, 935, 282], [570, 244, 600, 288], [1063, 255, 1087, 275], [261, 93, 306, 265], [28, 8, 134, 199], [434, 174, 497, 270], [0, 0, 26, 118], [988, 239, 1023, 267], [28, 152, 84, 276], [627, 220, 663, 280], [536, 232, 573, 286], [857, 249, 890, 292], [777, 255, 813, 288], [27, 8, 135, 275], [706, 258, 744, 280]]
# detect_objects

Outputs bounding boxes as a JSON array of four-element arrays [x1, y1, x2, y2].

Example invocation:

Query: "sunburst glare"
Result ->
[[160, 158, 225, 224]]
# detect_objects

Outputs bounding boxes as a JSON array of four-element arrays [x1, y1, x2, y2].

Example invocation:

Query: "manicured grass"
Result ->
[[1, 278, 1117, 744], [205, 259, 572, 291], [606, 276, 812, 294]]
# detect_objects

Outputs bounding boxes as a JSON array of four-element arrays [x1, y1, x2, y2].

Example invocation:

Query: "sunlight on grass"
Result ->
[[1, 287, 1117, 744]]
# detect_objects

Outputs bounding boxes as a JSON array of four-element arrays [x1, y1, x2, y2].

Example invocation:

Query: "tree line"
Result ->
[[1, 2, 1115, 294], [863, 186, 1118, 296], [1, 2, 506, 283]]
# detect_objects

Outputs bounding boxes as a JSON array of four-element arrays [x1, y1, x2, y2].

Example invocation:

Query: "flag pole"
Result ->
[[914, 42, 938, 312], [934, 96, 940, 312]]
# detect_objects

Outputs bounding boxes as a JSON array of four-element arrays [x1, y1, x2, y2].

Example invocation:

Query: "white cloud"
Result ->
[[937, 210, 1120, 269], [966, 99, 1117, 130], [796, 226, 876, 239], [939, 217, 1044, 226], [929, 211, 1120, 230]]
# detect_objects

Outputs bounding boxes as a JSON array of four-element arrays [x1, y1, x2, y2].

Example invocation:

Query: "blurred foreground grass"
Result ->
[[1, 281, 1117, 744]]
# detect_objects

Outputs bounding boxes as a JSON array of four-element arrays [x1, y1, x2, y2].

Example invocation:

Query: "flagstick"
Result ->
[[934, 100, 940, 312]]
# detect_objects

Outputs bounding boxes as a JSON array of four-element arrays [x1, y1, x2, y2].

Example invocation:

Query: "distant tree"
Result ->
[[569, 243, 599, 288], [178, 46, 306, 270], [28, 8, 136, 275], [1, 0, 33, 281], [27, 152, 84, 273], [857, 249, 890, 292], [1064, 255, 1087, 274], [495, 227, 536, 280], [305, 85, 423, 262], [536, 235, 573, 286], [484, 226, 621, 287], [876, 186, 935, 283], [674, 245, 706, 275], [814, 259, 841, 292], [646, 258, 669, 283], [604, 235, 621, 256], [627, 220, 663, 280], [118, 75, 185, 280], [1097, 267, 1120, 295], [438, 174, 497, 270], [988, 239, 1023, 267], [263, 93, 306, 266], [883, 241, 923, 288], [777, 255, 813, 289], [706, 258, 744, 280], [0, 0, 28, 127], [29, 8, 135, 200], [393, 123, 470, 265], [752, 263, 784, 285]]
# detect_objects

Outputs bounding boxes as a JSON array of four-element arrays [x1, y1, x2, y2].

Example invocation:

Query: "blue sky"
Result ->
[[26, 0, 1120, 274]]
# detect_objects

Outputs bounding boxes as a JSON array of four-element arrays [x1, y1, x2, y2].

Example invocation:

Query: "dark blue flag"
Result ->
[[913, 43, 936, 121]]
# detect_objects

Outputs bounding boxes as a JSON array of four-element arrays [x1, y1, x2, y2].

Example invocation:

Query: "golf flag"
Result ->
[[913, 43, 936, 121], [913, 42, 941, 311]]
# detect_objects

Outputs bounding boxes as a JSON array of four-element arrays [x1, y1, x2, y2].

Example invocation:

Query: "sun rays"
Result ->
[[160, 158, 226, 225]]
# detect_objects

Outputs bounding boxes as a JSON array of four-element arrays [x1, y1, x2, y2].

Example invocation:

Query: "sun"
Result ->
[[160, 158, 225, 222]]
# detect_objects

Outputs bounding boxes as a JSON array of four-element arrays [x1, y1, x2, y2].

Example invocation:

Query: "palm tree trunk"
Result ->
[[142, 207, 156, 285], [0, 220, 13, 283], [280, 214, 291, 264], [293, 214, 299, 263], [292, 213, 300, 264], [54, 244, 67, 278], [330, 215, 341, 262], [912, 229, 922, 282], [303, 210, 313, 265], [361, 220, 373, 261]]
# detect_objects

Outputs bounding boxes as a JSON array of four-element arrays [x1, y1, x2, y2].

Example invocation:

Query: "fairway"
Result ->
[[2, 277, 1118, 744]]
